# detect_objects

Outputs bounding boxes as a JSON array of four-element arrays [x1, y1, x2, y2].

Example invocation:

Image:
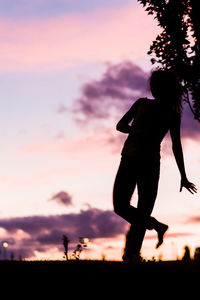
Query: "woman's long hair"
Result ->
[[149, 69, 183, 114]]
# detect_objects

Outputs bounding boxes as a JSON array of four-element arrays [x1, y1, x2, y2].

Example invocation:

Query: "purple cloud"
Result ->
[[73, 61, 149, 121], [0, 208, 127, 259], [37, 229, 67, 245], [50, 191, 73, 206]]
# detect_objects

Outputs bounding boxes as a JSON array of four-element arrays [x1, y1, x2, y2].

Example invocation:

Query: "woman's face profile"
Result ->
[[150, 70, 180, 102]]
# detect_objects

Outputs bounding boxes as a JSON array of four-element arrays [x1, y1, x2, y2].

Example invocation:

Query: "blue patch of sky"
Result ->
[[0, 0, 136, 18]]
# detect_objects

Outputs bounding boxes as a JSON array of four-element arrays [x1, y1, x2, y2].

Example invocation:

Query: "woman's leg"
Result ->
[[113, 156, 137, 224], [128, 157, 167, 254], [113, 157, 143, 259], [137, 158, 160, 224], [113, 156, 166, 258], [128, 159, 160, 255]]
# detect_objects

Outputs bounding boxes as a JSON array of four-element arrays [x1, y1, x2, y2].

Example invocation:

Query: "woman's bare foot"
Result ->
[[155, 223, 168, 249]]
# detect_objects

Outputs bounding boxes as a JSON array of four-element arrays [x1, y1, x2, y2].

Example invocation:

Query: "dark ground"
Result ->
[[1, 260, 199, 296]]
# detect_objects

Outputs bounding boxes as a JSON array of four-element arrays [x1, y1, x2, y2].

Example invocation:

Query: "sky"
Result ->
[[0, 0, 199, 261]]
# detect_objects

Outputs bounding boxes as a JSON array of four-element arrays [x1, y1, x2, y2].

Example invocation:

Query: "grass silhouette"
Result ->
[[1, 259, 200, 297], [1, 259, 200, 284]]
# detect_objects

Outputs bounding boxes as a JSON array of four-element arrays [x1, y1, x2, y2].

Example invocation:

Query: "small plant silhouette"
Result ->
[[62, 235, 70, 261], [72, 237, 90, 260]]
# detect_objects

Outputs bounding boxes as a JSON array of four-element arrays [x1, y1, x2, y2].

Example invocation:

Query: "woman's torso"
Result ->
[[121, 98, 178, 159]]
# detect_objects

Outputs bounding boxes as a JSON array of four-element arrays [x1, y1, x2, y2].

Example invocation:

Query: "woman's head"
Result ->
[[149, 69, 183, 112]]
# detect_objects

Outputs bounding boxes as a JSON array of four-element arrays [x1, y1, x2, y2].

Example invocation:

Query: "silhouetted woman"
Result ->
[[113, 69, 197, 262]]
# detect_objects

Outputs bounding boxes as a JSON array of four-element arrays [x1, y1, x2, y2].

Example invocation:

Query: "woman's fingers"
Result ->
[[180, 180, 197, 194]]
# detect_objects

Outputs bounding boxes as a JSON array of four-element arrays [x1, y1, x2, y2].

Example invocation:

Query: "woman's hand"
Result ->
[[180, 178, 197, 194]]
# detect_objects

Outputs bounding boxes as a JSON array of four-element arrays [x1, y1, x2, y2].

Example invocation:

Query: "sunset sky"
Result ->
[[0, 0, 199, 261]]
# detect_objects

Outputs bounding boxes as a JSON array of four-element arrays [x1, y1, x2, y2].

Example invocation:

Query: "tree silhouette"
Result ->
[[193, 247, 200, 262], [181, 245, 191, 262], [138, 0, 200, 121]]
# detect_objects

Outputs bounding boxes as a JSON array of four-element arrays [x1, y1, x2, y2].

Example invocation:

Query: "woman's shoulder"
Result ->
[[135, 97, 150, 105], [132, 98, 156, 112]]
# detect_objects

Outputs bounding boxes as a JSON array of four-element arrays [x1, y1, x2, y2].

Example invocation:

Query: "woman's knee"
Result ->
[[113, 203, 121, 216], [113, 196, 120, 215], [113, 198, 127, 218]]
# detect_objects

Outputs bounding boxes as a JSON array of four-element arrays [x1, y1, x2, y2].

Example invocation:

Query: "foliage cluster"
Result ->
[[138, 0, 200, 120]]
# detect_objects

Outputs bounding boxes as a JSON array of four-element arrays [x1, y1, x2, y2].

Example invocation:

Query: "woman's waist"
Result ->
[[122, 138, 161, 155]]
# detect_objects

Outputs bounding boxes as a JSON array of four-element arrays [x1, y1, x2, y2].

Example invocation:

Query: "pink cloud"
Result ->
[[145, 232, 194, 240], [184, 216, 200, 224], [0, 167, 71, 188], [0, 4, 159, 72], [21, 128, 122, 157]]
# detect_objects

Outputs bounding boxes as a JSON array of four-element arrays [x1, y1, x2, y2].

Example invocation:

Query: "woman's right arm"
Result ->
[[116, 99, 141, 134], [170, 114, 197, 194]]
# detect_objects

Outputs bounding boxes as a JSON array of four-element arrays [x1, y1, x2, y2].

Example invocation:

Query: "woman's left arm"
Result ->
[[170, 114, 197, 194]]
